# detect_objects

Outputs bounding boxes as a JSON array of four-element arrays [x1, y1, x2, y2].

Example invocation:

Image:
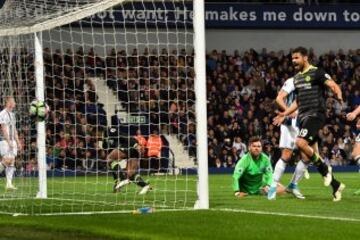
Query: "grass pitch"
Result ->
[[1, 173, 360, 239]]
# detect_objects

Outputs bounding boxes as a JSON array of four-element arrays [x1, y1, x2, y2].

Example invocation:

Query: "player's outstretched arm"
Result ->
[[325, 79, 343, 103], [347, 106, 360, 121], [275, 90, 289, 112]]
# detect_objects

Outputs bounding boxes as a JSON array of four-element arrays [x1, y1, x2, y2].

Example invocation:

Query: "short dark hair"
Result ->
[[248, 136, 262, 145], [292, 47, 308, 56]]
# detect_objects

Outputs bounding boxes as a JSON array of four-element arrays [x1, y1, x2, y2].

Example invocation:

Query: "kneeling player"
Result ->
[[346, 106, 360, 195], [107, 131, 151, 195], [233, 136, 285, 197]]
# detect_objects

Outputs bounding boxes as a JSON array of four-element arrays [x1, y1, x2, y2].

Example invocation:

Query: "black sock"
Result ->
[[310, 153, 328, 176], [130, 174, 148, 188], [315, 161, 328, 176], [330, 176, 340, 192], [111, 162, 126, 181]]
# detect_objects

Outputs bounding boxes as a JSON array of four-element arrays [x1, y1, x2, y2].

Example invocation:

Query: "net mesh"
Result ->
[[0, 0, 104, 28], [0, 0, 198, 215]]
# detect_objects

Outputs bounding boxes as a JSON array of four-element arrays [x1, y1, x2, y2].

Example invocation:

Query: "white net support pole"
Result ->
[[193, 0, 209, 209], [34, 31, 47, 199]]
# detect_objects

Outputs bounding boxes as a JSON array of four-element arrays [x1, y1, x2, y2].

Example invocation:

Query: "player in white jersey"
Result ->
[[268, 78, 309, 200], [346, 106, 360, 195], [0, 96, 22, 190]]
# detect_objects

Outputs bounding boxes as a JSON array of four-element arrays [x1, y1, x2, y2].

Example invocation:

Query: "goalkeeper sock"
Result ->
[[130, 174, 148, 188], [271, 158, 287, 187]]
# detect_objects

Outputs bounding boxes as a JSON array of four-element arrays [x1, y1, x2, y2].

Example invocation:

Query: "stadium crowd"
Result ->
[[16, 46, 359, 171], [39, 46, 196, 171], [207, 48, 360, 168]]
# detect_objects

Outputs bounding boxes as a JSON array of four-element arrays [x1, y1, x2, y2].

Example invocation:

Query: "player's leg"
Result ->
[[303, 142, 315, 180], [1, 140, 17, 190], [296, 117, 345, 201], [297, 138, 344, 199], [289, 152, 309, 184], [312, 142, 345, 201], [262, 183, 285, 195], [0, 141, 9, 174], [296, 117, 332, 184], [127, 159, 151, 195], [268, 149, 292, 200], [268, 125, 294, 200], [310, 141, 345, 201], [3, 156, 16, 190], [287, 143, 314, 198], [286, 127, 308, 199], [287, 158, 308, 199], [107, 148, 128, 192], [273, 148, 292, 185], [352, 135, 360, 195]]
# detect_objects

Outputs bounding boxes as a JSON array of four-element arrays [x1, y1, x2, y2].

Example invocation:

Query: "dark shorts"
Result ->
[[119, 147, 140, 159], [298, 114, 326, 145]]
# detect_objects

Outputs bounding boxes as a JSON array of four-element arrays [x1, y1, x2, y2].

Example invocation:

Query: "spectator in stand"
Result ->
[[20, 46, 360, 171], [206, 47, 359, 168], [147, 130, 163, 173]]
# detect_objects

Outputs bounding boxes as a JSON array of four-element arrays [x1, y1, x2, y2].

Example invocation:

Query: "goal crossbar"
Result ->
[[0, 0, 126, 36]]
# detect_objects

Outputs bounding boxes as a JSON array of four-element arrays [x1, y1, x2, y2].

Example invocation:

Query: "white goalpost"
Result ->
[[0, 0, 208, 215], [193, 0, 208, 210], [34, 31, 47, 199]]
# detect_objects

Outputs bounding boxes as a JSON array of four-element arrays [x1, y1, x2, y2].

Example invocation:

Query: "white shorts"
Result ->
[[279, 124, 299, 150], [0, 140, 17, 158], [356, 133, 360, 143]]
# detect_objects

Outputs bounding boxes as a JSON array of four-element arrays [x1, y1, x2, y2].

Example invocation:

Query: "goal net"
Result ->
[[0, 0, 208, 215]]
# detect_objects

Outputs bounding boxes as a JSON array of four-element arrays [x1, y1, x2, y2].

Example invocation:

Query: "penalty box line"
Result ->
[[214, 208, 360, 223]]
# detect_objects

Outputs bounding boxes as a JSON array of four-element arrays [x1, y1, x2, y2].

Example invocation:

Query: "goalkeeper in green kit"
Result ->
[[233, 136, 285, 198]]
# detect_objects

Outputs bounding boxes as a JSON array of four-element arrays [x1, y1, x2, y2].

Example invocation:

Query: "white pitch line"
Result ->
[[6, 208, 360, 221], [0, 197, 34, 201], [11, 207, 194, 217], [214, 208, 360, 223]]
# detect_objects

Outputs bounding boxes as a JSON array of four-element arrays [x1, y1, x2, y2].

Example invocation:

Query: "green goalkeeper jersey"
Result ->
[[232, 152, 273, 195]]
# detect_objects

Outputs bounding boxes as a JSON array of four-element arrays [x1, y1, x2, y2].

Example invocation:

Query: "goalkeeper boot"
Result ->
[[139, 185, 152, 195], [333, 183, 345, 202], [286, 183, 305, 199], [267, 186, 277, 200]]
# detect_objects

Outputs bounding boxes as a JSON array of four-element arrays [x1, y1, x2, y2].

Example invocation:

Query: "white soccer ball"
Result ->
[[29, 99, 49, 121]]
